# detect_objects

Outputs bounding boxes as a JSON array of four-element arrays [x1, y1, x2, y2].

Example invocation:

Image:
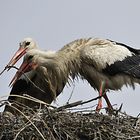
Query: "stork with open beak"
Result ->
[[5, 37, 140, 114], [4, 38, 38, 71], [4, 49, 56, 114]]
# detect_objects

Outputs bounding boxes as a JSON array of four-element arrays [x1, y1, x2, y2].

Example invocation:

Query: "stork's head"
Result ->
[[7, 37, 38, 69], [9, 49, 56, 86]]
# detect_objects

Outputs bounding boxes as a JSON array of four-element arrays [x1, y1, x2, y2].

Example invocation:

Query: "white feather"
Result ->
[[81, 39, 132, 70]]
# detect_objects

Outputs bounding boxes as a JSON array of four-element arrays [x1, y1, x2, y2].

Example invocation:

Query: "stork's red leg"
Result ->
[[103, 93, 113, 111], [103, 80, 113, 112], [96, 81, 104, 112], [96, 81, 113, 112]]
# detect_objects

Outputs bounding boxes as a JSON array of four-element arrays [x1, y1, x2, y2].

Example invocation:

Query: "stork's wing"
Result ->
[[80, 39, 140, 78], [102, 55, 140, 78]]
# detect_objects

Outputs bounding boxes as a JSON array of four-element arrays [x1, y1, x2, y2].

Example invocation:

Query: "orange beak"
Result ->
[[6, 47, 27, 70], [9, 59, 38, 86], [9, 60, 32, 86]]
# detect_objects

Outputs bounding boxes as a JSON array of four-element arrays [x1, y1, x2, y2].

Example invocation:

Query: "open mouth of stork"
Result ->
[[9, 60, 38, 87], [6, 47, 28, 69]]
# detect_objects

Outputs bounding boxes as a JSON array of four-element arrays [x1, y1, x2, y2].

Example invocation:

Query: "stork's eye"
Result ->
[[25, 42, 30, 46]]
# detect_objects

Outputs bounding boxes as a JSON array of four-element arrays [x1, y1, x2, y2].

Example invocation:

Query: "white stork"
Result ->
[[4, 38, 140, 114], [4, 38, 59, 114]]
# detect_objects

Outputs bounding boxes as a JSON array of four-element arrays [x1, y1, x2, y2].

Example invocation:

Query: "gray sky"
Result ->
[[0, 0, 140, 116]]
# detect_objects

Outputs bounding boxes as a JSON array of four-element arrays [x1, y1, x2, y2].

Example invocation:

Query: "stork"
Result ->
[[4, 38, 59, 114], [4, 38, 140, 114]]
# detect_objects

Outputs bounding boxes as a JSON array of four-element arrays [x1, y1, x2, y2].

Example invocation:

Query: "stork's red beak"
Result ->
[[6, 47, 27, 69], [9, 60, 31, 86], [9, 60, 38, 86]]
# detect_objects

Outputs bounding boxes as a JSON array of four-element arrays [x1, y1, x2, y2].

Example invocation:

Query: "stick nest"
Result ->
[[0, 106, 140, 140]]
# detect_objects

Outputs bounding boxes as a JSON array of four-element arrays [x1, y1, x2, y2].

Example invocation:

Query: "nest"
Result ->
[[0, 104, 140, 140]]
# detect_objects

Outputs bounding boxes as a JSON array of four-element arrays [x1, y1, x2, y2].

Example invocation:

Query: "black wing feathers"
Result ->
[[103, 55, 140, 78], [103, 40, 140, 78]]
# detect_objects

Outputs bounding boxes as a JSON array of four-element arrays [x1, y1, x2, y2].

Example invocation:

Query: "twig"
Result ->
[[68, 104, 97, 111], [57, 94, 118, 112], [6, 104, 46, 140], [115, 103, 123, 116], [0, 67, 7, 76], [80, 95, 102, 105], [7, 94, 56, 109], [66, 83, 75, 104], [57, 95, 103, 111], [128, 135, 140, 139], [57, 101, 83, 111], [0, 99, 8, 107], [53, 125, 61, 139]]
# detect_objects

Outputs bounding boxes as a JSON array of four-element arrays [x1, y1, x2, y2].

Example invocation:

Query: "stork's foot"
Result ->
[[105, 105, 114, 114], [96, 99, 102, 112]]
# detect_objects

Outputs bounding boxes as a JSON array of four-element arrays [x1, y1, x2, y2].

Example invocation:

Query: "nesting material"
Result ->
[[0, 106, 140, 140]]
